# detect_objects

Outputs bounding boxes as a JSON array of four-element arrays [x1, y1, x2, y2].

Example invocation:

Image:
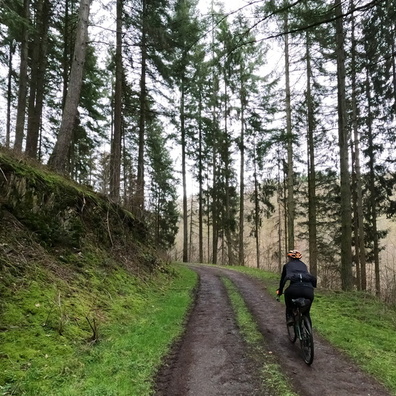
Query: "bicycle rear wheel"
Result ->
[[300, 316, 314, 365], [287, 316, 297, 343]]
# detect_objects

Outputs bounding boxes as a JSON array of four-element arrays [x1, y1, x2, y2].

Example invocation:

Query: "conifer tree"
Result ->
[[169, 0, 203, 262]]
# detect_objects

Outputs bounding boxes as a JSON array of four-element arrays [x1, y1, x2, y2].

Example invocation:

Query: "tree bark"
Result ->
[[181, 76, 188, 262], [253, 159, 260, 269], [305, 33, 318, 277], [26, 0, 51, 159], [48, 0, 91, 173], [284, 13, 295, 250], [223, 81, 235, 266], [350, 0, 366, 290], [136, 0, 147, 218], [198, 90, 204, 264], [239, 78, 245, 266], [365, 68, 381, 296], [110, 0, 123, 202], [14, 0, 30, 153], [335, 0, 353, 291], [6, 41, 15, 148]]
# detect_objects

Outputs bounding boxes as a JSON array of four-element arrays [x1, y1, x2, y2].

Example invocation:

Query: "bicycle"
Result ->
[[277, 295, 314, 365]]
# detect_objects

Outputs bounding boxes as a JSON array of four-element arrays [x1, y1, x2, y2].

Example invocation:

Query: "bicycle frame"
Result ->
[[286, 297, 314, 365]]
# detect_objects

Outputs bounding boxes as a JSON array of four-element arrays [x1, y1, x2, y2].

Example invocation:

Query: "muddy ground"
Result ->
[[154, 264, 392, 396]]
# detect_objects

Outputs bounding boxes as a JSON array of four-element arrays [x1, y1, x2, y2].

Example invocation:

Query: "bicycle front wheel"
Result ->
[[300, 316, 314, 365]]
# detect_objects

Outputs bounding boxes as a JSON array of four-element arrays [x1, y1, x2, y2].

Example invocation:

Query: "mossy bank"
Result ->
[[0, 150, 196, 395]]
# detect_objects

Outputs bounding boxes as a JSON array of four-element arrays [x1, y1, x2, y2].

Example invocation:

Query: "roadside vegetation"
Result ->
[[0, 264, 197, 396]]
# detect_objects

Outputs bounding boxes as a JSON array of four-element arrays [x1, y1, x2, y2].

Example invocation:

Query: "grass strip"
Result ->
[[222, 277, 297, 396]]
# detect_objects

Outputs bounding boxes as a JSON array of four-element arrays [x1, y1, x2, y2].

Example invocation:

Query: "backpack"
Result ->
[[288, 272, 317, 286]]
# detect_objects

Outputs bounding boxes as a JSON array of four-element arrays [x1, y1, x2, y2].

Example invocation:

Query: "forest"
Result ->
[[0, 0, 396, 300]]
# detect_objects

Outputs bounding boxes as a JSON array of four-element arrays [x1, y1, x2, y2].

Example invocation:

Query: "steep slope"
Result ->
[[0, 149, 168, 391]]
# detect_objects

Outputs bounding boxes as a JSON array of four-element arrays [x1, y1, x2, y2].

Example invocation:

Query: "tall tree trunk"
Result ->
[[277, 150, 284, 271], [393, 38, 396, 115], [284, 13, 295, 250], [335, 0, 353, 290], [181, 77, 188, 262], [350, 0, 366, 290], [223, 81, 235, 266], [26, 0, 51, 159], [189, 194, 194, 260], [253, 157, 260, 269], [48, 0, 91, 173], [212, 136, 218, 265], [198, 91, 204, 264], [62, 0, 70, 110], [305, 33, 318, 277], [136, 0, 147, 218], [206, 184, 211, 263], [110, 0, 123, 202], [14, 0, 30, 153], [239, 79, 245, 266], [6, 42, 15, 148], [210, 6, 218, 265], [365, 68, 381, 296]]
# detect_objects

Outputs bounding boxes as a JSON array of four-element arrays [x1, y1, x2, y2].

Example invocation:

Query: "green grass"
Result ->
[[222, 277, 297, 396], [225, 265, 396, 395], [3, 261, 396, 396], [311, 291, 396, 394], [0, 264, 197, 396]]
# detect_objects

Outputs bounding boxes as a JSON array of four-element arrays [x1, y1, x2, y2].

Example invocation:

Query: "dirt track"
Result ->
[[154, 264, 392, 396]]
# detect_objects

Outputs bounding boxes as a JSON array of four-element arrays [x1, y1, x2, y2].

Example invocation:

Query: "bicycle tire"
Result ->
[[300, 315, 314, 365], [286, 314, 297, 343]]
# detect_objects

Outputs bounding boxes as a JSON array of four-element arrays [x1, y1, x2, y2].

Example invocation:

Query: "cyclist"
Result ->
[[276, 250, 317, 325]]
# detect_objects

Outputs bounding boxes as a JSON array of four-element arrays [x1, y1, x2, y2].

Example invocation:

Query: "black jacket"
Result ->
[[278, 259, 317, 294]]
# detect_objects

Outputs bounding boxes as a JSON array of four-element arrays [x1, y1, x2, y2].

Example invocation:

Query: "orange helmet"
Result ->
[[287, 250, 302, 259]]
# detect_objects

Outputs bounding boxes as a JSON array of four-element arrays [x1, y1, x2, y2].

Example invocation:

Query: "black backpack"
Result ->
[[288, 272, 317, 286]]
